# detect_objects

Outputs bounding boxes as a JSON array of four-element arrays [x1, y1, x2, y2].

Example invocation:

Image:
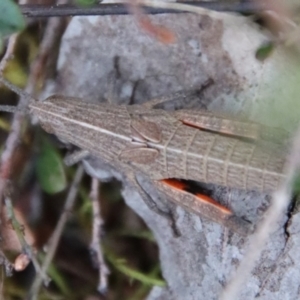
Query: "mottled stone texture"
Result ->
[[51, 11, 300, 300]]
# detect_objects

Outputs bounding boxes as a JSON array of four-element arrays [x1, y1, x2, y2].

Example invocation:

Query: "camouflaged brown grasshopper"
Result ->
[[0, 76, 288, 236]]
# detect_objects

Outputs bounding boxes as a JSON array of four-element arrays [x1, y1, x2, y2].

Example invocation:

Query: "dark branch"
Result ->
[[20, 2, 268, 18]]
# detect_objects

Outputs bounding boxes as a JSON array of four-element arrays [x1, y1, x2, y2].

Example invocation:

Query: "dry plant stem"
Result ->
[[0, 33, 20, 220], [0, 14, 67, 212], [0, 33, 19, 273], [140, 0, 234, 18], [220, 128, 300, 300], [31, 9, 68, 81], [19, 2, 267, 18], [4, 197, 48, 282], [28, 165, 84, 300], [0, 15, 66, 280], [0, 34, 18, 74], [0, 249, 13, 276], [90, 178, 109, 294], [0, 267, 3, 298]]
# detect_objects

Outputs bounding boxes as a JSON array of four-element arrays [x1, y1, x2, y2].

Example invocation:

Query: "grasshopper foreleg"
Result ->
[[127, 173, 181, 237], [142, 79, 213, 109], [64, 149, 90, 166]]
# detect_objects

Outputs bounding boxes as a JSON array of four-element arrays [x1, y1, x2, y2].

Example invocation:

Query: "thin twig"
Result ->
[[0, 12, 67, 206], [0, 33, 19, 218], [28, 165, 84, 300], [0, 11, 67, 283], [90, 178, 109, 294], [0, 34, 18, 74], [0, 33, 19, 276], [0, 249, 13, 277], [221, 126, 300, 300], [19, 1, 268, 18], [4, 197, 49, 283], [140, 0, 239, 18], [0, 32, 32, 244]]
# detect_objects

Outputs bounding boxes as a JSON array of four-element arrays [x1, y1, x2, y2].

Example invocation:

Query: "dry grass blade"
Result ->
[[89, 178, 109, 294], [221, 125, 300, 300], [28, 165, 84, 300]]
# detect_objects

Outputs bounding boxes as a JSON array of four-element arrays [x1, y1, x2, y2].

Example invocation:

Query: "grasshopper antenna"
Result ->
[[0, 76, 37, 113]]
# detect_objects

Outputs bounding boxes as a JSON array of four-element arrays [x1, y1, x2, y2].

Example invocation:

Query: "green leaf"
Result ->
[[255, 42, 274, 61], [106, 250, 166, 287], [47, 263, 72, 296], [37, 252, 72, 297], [75, 0, 98, 6], [292, 173, 300, 195], [113, 229, 156, 242], [36, 138, 67, 194], [0, 0, 25, 36]]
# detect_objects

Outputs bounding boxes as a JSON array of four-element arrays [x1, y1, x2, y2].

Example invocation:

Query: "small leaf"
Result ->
[[0, 0, 25, 36], [75, 0, 99, 6], [106, 250, 166, 287], [292, 173, 300, 195], [36, 138, 67, 194], [47, 263, 72, 296], [255, 42, 274, 61], [3, 59, 27, 87]]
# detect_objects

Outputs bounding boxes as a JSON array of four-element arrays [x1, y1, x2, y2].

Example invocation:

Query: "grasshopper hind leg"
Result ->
[[127, 174, 181, 237]]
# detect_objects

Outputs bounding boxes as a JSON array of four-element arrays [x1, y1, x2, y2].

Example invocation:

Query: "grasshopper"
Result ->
[[0, 77, 288, 236]]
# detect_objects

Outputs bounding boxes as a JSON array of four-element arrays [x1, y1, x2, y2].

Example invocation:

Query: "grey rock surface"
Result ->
[[52, 11, 300, 300]]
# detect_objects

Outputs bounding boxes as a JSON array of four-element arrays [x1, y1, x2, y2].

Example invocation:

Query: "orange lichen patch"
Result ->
[[128, 0, 176, 44], [138, 16, 176, 44], [194, 193, 232, 215], [160, 178, 187, 190]]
